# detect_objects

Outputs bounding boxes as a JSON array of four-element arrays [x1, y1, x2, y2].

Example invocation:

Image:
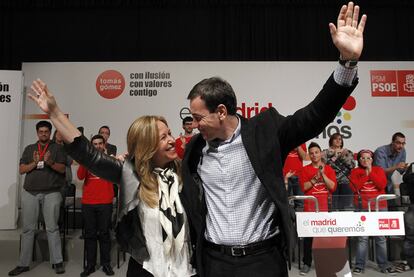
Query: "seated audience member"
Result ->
[[322, 132, 355, 210], [78, 134, 115, 277], [299, 142, 337, 275], [98, 126, 117, 156], [374, 132, 408, 195], [283, 143, 308, 208], [175, 116, 194, 159], [350, 149, 396, 275]]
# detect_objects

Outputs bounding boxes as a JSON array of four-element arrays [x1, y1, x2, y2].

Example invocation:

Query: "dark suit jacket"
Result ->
[[181, 74, 358, 276], [106, 143, 117, 156]]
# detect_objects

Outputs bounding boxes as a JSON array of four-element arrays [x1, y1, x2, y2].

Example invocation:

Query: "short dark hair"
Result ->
[[328, 132, 344, 148], [392, 132, 405, 142], [182, 116, 193, 125], [77, 126, 84, 135], [308, 141, 321, 151], [187, 77, 237, 115], [36, 120, 52, 131], [99, 125, 110, 135], [91, 134, 105, 143]]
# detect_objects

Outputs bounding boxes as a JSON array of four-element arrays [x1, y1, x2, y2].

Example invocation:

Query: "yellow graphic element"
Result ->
[[401, 120, 414, 128], [343, 112, 352, 121]]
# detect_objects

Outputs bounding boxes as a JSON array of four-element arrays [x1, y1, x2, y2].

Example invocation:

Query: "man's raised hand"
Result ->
[[329, 2, 367, 60]]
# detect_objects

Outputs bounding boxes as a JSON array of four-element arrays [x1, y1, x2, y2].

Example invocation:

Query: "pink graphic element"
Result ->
[[360, 215, 366, 222]]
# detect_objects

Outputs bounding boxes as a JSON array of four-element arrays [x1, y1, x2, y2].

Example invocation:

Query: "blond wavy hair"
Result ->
[[126, 115, 181, 208]]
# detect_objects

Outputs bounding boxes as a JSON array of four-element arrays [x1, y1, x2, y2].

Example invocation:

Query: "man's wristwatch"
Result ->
[[339, 58, 358, 68]]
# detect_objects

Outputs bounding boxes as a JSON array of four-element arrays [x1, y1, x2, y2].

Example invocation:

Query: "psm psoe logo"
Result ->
[[378, 218, 400, 230], [370, 70, 414, 97], [96, 70, 125, 99]]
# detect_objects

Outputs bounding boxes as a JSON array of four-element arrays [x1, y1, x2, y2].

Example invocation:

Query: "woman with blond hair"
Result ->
[[29, 79, 196, 277]]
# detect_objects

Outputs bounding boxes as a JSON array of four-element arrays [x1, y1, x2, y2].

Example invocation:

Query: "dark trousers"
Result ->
[[202, 244, 288, 277], [332, 181, 354, 210], [127, 257, 154, 277], [287, 175, 304, 208], [303, 237, 313, 267], [82, 203, 112, 267], [404, 205, 414, 268]]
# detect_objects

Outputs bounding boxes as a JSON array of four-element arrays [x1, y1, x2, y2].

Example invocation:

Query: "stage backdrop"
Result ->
[[21, 62, 414, 164], [0, 70, 23, 229]]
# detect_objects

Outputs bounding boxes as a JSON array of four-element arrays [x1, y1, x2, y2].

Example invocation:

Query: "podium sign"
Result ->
[[296, 211, 405, 237]]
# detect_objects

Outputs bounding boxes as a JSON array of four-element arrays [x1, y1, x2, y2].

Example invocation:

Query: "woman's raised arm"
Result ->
[[29, 79, 81, 143]]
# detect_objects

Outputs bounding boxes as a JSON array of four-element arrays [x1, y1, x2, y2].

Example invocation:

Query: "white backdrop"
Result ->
[[0, 70, 23, 229], [21, 62, 414, 163]]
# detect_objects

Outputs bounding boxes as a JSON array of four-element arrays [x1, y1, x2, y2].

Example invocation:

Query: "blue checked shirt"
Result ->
[[374, 144, 406, 192]]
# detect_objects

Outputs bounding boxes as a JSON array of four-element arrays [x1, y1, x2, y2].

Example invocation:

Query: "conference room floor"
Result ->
[[0, 229, 412, 277]]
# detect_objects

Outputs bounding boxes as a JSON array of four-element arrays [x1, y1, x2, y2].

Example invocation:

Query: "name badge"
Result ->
[[37, 161, 44, 169]]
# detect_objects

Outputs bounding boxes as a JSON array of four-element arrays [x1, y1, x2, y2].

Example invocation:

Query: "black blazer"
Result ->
[[181, 73, 358, 276], [106, 143, 117, 156]]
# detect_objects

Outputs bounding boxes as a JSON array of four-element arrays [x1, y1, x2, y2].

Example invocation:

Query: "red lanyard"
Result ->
[[37, 142, 50, 160]]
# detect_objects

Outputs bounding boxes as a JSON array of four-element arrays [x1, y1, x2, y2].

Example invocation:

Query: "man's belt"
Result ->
[[204, 236, 278, 257]]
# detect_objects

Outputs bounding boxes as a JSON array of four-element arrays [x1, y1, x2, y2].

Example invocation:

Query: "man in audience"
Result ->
[[53, 130, 73, 187], [98, 126, 117, 156], [283, 143, 308, 208], [299, 142, 337, 275], [175, 116, 194, 159], [78, 135, 115, 277], [374, 132, 408, 207], [9, 121, 66, 276]]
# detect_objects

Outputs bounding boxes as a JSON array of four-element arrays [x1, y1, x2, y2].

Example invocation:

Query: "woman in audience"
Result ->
[[29, 79, 196, 277], [349, 149, 396, 275], [322, 132, 355, 210]]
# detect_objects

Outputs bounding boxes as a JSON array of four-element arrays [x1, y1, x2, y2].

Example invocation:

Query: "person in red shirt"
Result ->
[[175, 116, 194, 159], [283, 143, 308, 208], [349, 150, 387, 211], [78, 135, 115, 277], [299, 142, 336, 275], [349, 149, 396, 274]]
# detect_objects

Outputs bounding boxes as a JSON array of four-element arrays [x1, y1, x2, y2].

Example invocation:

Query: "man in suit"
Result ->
[[98, 125, 117, 156], [181, 2, 366, 277]]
